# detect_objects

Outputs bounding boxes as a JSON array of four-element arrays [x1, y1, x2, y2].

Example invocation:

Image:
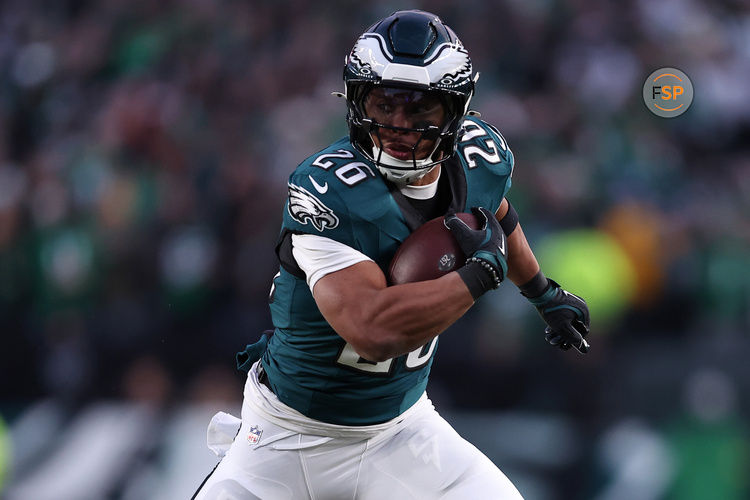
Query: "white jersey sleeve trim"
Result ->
[[291, 234, 373, 292]]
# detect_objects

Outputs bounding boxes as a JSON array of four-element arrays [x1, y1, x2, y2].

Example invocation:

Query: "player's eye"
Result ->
[[413, 100, 440, 114]]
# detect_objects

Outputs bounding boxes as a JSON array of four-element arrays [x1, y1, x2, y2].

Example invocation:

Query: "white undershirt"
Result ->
[[292, 234, 372, 292], [292, 171, 442, 293], [397, 167, 440, 199]]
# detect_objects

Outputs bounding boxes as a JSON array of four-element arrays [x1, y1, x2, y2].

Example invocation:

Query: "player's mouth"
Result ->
[[383, 143, 416, 161]]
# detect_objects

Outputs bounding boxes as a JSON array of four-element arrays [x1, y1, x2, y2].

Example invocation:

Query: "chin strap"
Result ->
[[371, 145, 440, 185]]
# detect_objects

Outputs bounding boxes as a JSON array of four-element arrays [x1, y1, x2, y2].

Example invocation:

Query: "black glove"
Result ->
[[445, 207, 508, 300], [524, 279, 590, 353]]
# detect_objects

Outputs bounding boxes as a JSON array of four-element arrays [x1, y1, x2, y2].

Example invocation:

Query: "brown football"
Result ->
[[388, 212, 481, 285]]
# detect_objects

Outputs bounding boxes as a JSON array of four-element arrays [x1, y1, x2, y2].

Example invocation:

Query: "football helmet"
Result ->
[[343, 10, 476, 185]]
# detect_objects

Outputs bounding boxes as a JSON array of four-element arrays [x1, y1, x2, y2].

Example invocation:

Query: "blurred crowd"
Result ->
[[1, 0, 749, 498]]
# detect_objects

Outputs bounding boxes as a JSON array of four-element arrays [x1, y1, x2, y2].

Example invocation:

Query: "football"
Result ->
[[388, 212, 481, 285]]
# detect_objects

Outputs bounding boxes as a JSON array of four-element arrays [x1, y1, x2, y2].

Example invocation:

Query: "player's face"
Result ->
[[363, 87, 447, 161]]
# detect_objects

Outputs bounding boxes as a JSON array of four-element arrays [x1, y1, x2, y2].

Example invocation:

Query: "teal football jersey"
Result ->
[[263, 117, 513, 425]]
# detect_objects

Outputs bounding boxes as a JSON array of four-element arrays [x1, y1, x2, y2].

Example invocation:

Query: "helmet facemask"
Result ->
[[348, 85, 458, 184]]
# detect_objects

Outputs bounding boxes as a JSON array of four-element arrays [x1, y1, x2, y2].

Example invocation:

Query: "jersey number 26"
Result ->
[[336, 339, 437, 375]]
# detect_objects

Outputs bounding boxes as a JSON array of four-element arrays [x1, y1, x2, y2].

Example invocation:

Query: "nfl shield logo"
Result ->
[[247, 425, 263, 445]]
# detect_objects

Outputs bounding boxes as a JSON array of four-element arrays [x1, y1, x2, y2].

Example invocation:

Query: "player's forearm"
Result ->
[[505, 223, 541, 286], [368, 219, 540, 359], [351, 273, 473, 361], [494, 199, 540, 285]]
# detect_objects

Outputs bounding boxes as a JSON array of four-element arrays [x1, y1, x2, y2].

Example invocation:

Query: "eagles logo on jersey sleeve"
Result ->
[[287, 183, 339, 232], [280, 144, 371, 255], [281, 138, 408, 256]]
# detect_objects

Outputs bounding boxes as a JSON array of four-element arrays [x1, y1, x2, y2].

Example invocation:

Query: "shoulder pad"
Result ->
[[455, 117, 514, 175], [296, 138, 366, 176], [293, 137, 391, 210], [284, 139, 390, 247], [293, 140, 379, 193]]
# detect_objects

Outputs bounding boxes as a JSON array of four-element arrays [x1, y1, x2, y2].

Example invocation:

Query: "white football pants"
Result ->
[[192, 362, 523, 500]]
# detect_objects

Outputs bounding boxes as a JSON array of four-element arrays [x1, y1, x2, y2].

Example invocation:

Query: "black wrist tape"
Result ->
[[519, 270, 550, 298], [457, 260, 498, 300], [499, 202, 519, 236]]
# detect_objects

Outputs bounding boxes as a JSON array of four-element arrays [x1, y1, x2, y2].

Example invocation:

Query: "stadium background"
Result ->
[[0, 0, 748, 498]]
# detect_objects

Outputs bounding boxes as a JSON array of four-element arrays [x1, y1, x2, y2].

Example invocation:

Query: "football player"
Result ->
[[193, 10, 589, 499]]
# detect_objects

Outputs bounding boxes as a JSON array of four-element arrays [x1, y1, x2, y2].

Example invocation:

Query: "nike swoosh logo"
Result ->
[[498, 235, 506, 256], [309, 175, 328, 194]]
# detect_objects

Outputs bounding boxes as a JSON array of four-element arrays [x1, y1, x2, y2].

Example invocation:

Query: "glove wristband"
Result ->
[[525, 278, 565, 308], [519, 270, 550, 299], [457, 258, 501, 300]]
